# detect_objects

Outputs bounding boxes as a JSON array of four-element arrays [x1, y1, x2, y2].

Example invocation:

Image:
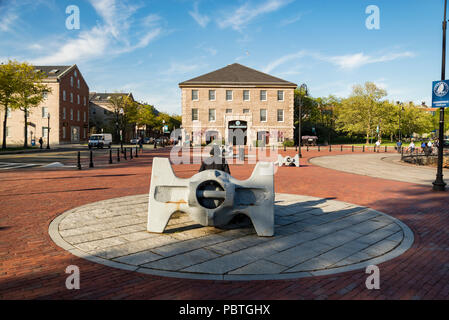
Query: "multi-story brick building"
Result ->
[[179, 63, 297, 146], [0, 65, 89, 145]]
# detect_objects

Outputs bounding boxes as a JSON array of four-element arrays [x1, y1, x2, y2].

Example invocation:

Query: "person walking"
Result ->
[[408, 141, 415, 153], [38, 137, 43, 149], [138, 136, 143, 150], [396, 140, 403, 153]]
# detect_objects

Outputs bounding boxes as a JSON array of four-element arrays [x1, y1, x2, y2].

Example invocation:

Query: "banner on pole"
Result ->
[[432, 80, 449, 107]]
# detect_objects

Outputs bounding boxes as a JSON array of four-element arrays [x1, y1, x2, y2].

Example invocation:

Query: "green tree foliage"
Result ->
[[11, 64, 51, 147], [0, 60, 24, 149]]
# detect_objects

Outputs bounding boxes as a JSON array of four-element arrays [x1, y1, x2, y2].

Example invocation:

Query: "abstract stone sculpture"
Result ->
[[277, 154, 300, 167], [147, 157, 274, 236]]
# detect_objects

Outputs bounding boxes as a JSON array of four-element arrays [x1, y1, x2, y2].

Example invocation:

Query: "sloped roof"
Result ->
[[89, 92, 134, 102], [33, 66, 72, 78], [179, 63, 297, 87]]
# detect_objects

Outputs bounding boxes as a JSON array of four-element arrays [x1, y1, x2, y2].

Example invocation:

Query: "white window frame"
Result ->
[[209, 90, 216, 101], [260, 109, 267, 122], [70, 76, 74, 87], [277, 90, 284, 101], [70, 93, 73, 103], [77, 95, 80, 105], [192, 90, 199, 101], [208, 108, 216, 122], [42, 107, 48, 118], [226, 90, 233, 101], [243, 90, 250, 101], [77, 79, 80, 89], [42, 126, 48, 138], [260, 90, 267, 101], [277, 109, 284, 122], [192, 108, 199, 121]]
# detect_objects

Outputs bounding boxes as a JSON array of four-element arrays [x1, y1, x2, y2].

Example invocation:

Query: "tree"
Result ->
[[335, 82, 387, 144], [11, 64, 51, 147], [0, 60, 23, 149], [109, 94, 136, 143]]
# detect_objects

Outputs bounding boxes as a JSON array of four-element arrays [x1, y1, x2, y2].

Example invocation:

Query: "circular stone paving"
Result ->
[[49, 193, 413, 280]]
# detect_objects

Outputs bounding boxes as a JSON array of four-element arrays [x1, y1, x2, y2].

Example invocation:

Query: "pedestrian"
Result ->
[[375, 140, 381, 148], [408, 141, 415, 153], [421, 141, 427, 153], [396, 140, 402, 153], [138, 136, 143, 150], [199, 145, 231, 174], [38, 137, 43, 149]]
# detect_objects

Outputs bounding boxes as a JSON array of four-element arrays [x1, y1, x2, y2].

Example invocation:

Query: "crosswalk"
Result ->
[[0, 162, 40, 170]]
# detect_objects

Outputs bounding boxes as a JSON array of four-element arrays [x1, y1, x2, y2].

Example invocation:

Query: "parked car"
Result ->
[[130, 138, 138, 144], [88, 134, 112, 149], [143, 137, 151, 144]]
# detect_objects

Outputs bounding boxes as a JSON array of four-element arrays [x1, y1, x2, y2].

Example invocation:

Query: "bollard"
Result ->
[[124, 148, 127, 160], [109, 149, 113, 164], [341, 145, 343, 152], [284, 145, 286, 151], [385, 146, 387, 153], [135, 146, 139, 158], [307, 145, 309, 152], [374, 146, 376, 153], [77, 151, 82, 170], [318, 145, 320, 152], [352, 145, 354, 152], [130, 148, 133, 159], [89, 150, 94, 168], [117, 148, 120, 162], [329, 145, 332, 152], [363, 145, 365, 152]]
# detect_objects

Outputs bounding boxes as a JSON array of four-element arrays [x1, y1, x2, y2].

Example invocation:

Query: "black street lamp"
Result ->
[[46, 113, 50, 149], [397, 101, 404, 142], [433, 0, 448, 191], [297, 83, 308, 157]]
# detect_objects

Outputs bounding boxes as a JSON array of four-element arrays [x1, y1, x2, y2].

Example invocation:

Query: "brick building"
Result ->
[[0, 65, 89, 145], [179, 63, 297, 146]]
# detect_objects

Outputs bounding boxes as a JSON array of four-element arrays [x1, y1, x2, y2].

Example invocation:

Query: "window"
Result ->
[[77, 110, 80, 121], [74, 70, 78, 78], [84, 128, 87, 139], [77, 95, 80, 105], [43, 92, 48, 99], [277, 90, 284, 101], [260, 90, 267, 101], [42, 107, 48, 118], [77, 79, 80, 89], [63, 108, 66, 120], [226, 109, 232, 114], [63, 90, 66, 101], [84, 96, 87, 106], [84, 112, 86, 122], [192, 108, 199, 121], [70, 76, 74, 87], [243, 90, 250, 101], [192, 90, 199, 101], [260, 109, 267, 122], [42, 127, 48, 138], [277, 109, 284, 122], [209, 109, 216, 122], [70, 93, 73, 103], [5, 127, 9, 137], [243, 109, 250, 114], [209, 90, 216, 101], [70, 109, 73, 121], [226, 90, 233, 101], [6, 107, 11, 118], [63, 127, 66, 139]]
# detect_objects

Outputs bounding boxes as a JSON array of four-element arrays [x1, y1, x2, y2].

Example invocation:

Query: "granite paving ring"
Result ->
[[49, 193, 414, 280]]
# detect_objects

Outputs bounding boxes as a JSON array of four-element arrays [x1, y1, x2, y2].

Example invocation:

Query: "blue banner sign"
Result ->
[[432, 80, 449, 107]]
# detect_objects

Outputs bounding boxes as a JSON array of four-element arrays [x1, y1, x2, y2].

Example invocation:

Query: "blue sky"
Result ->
[[0, 0, 446, 114]]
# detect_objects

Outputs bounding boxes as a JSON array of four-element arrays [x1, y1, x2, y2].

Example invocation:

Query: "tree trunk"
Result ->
[[23, 109, 28, 148], [2, 104, 8, 149]]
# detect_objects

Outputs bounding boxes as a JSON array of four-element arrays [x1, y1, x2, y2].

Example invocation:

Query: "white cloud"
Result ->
[[218, 0, 292, 31], [161, 62, 203, 76], [326, 52, 415, 69], [0, 5, 19, 32], [31, 0, 161, 65], [189, 2, 210, 28], [280, 13, 303, 26], [263, 50, 306, 73]]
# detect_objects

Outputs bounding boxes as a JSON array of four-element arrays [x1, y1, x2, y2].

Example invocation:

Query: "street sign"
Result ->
[[432, 80, 449, 107]]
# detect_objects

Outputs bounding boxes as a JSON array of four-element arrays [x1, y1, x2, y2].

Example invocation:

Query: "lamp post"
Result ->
[[297, 83, 308, 157], [397, 101, 404, 142], [46, 113, 50, 149], [433, 0, 448, 191]]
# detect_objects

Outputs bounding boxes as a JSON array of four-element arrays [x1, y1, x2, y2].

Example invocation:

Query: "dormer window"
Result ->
[[49, 69, 59, 74]]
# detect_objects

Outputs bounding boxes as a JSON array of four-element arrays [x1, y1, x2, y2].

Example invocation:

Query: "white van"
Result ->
[[88, 134, 112, 149]]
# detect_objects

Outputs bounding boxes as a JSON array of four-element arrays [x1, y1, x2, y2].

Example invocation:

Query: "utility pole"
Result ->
[[433, 0, 448, 191]]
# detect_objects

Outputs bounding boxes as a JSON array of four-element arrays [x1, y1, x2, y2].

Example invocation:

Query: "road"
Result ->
[[309, 153, 447, 186]]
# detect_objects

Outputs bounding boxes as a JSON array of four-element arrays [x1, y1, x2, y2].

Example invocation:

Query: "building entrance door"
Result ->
[[228, 120, 247, 145], [71, 126, 80, 143]]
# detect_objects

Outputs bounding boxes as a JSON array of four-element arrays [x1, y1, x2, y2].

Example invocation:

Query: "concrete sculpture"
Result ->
[[147, 157, 274, 236]]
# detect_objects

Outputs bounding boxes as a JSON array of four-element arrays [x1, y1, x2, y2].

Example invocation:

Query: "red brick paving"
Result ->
[[0, 147, 448, 300]]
